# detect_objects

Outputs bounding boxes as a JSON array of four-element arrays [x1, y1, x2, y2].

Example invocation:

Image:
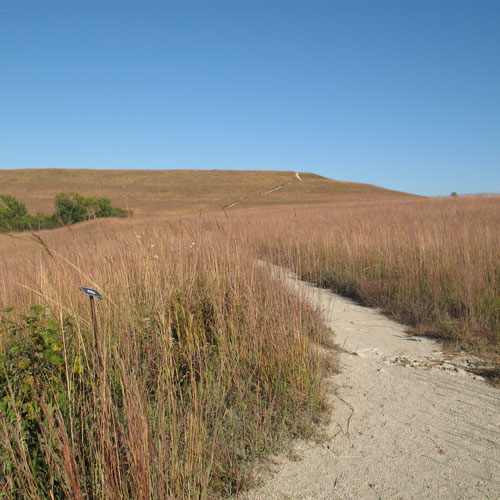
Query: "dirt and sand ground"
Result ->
[[245, 265, 500, 500]]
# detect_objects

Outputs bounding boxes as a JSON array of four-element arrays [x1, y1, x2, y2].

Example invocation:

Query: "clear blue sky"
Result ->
[[1, 1, 499, 195]]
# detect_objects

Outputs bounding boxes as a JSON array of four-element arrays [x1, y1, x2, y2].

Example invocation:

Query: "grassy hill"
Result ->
[[0, 169, 414, 217]]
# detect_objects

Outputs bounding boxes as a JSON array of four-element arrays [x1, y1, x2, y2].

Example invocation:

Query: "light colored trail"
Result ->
[[223, 173, 302, 209], [245, 265, 500, 500], [261, 181, 292, 195]]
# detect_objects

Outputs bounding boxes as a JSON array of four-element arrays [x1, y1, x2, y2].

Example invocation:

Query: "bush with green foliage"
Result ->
[[0, 195, 28, 219], [0, 192, 131, 233], [0, 306, 84, 499], [54, 192, 88, 224]]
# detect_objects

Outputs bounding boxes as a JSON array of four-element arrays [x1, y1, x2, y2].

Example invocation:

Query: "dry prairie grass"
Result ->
[[0, 169, 412, 217], [0, 216, 329, 499], [2, 169, 498, 498], [252, 195, 500, 353]]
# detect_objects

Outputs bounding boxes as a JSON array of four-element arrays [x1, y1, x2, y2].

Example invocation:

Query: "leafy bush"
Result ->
[[54, 192, 88, 224], [0, 306, 83, 499], [0, 193, 131, 233], [0, 195, 28, 219]]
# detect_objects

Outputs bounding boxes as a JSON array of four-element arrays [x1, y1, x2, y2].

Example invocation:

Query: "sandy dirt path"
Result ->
[[245, 265, 500, 500]]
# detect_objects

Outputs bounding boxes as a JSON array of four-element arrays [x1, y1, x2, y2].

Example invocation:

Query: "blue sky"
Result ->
[[1, 1, 499, 196]]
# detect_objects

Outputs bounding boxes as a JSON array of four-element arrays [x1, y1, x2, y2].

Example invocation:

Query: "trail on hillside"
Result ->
[[222, 174, 299, 209], [245, 264, 500, 500]]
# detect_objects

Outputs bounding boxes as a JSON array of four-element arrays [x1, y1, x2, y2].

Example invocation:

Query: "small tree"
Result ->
[[95, 197, 113, 217], [450, 192, 458, 197], [54, 192, 87, 225], [0, 194, 28, 219]]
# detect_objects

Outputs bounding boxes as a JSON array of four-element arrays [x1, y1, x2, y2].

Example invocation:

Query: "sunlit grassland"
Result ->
[[0, 217, 330, 499], [252, 195, 500, 353], [0, 169, 413, 216], [2, 180, 499, 498]]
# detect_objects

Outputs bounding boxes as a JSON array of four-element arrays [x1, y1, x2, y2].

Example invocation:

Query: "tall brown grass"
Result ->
[[252, 195, 500, 349], [0, 217, 328, 499], [2, 191, 499, 498]]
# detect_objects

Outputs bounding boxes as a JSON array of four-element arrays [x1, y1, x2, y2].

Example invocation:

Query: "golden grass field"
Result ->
[[0, 169, 498, 499], [251, 196, 500, 350], [0, 168, 412, 216]]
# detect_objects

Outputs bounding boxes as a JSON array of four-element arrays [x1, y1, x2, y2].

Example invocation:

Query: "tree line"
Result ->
[[0, 192, 131, 232]]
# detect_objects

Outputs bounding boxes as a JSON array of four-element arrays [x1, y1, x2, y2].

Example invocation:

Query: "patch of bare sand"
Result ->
[[244, 264, 500, 500]]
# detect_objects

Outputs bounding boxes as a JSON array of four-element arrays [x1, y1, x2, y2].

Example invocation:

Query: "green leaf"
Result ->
[[72, 355, 83, 374], [0, 395, 10, 411], [9, 344, 20, 355], [44, 350, 62, 366], [3, 307, 13, 312], [46, 320, 59, 330], [56, 391, 67, 406], [40, 331, 57, 346], [51, 342, 62, 352], [31, 305, 44, 315]]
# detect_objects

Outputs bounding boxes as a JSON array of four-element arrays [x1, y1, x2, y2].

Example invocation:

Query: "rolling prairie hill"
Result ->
[[0, 169, 415, 216]]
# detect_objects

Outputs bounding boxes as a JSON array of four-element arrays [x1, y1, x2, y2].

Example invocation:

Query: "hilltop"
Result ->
[[0, 169, 414, 217]]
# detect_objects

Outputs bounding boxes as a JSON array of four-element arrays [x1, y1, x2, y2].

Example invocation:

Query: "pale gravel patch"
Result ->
[[243, 263, 500, 500]]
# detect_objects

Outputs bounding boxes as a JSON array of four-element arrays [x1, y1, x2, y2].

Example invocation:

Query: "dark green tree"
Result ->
[[54, 192, 87, 224], [0, 194, 28, 219]]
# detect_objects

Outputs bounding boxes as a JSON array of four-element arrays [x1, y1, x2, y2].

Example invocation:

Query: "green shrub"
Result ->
[[0, 193, 130, 233], [0, 306, 83, 499], [0, 195, 28, 219], [54, 192, 88, 225]]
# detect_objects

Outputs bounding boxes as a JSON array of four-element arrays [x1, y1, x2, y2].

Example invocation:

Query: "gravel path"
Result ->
[[245, 265, 500, 500]]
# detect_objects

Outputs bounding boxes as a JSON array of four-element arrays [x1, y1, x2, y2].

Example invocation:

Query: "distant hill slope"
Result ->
[[0, 169, 415, 216]]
